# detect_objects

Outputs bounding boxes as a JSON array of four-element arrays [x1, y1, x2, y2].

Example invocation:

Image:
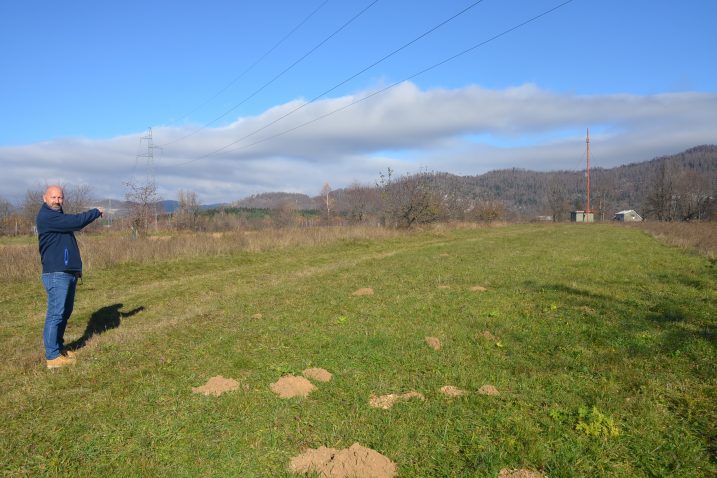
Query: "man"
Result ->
[[36, 185, 103, 369]]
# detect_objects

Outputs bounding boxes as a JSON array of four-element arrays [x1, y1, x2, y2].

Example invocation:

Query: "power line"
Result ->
[[176, 0, 331, 124], [129, 1, 332, 197], [160, 0, 379, 148], [174, 0, 489, 162], [175, 0, 575, 166]]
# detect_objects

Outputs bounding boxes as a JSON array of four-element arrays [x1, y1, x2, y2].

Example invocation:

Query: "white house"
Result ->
[[613, 210, 643, 222]]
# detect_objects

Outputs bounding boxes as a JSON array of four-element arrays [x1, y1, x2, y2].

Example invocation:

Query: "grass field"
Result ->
[[1, 224, 715, 477]]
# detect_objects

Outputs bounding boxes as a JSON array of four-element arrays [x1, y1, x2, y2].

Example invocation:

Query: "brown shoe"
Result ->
[[61, 349, 77, 359], [47, 354, 76, 369]]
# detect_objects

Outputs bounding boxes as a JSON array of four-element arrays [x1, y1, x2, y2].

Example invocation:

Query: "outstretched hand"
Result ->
[[97, 207, 105, 217]]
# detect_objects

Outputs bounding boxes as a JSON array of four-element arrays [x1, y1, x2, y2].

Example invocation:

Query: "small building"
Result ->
[[570, 210, 594, 223], [613, 209, 643, 222]]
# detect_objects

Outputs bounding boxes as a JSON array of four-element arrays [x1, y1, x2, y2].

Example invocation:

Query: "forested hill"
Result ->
[[233, 192, 316, 210], [229, 145, 716, 221], [446, 144, 717, 219]]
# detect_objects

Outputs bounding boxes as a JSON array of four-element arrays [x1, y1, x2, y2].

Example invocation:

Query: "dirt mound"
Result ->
[[271, 375, 316, 398], [498, 469, 547, 478], [369, 391, 425, 409], [440, 385, 467, 397], [478, 330, 498, 341], [425, 336, 441, 351], [289, 442, 397, 478], [303, 367, 332, 382], [352, 288, 374, 296], [191, 375, 240, 396], [478, 384, 500, 396], [470, 285, 488, 292]]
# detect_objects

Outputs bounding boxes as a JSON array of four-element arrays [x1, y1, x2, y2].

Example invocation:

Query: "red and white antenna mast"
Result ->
[[586, 128, 591, 214]]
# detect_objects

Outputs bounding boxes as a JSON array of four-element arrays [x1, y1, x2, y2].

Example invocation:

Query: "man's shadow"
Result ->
[[66, 303, 145, 351]]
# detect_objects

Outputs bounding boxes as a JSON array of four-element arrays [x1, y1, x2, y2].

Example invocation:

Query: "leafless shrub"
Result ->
[[378, 169, 443, 228], [469, 200, 507, 223]]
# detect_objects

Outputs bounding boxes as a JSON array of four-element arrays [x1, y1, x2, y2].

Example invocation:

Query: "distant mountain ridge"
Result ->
[[98, 145, 716, 220], [232, 192, 316, 210], [419, 144, 717, 217], [228, 144, 717, 219]]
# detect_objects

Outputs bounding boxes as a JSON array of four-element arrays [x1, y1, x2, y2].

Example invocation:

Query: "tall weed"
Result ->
[[0, 226, 408, 283], [632, 221, 717, 258]]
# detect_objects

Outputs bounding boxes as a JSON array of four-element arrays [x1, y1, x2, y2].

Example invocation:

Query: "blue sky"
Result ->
[[1, 0, 716, 204]]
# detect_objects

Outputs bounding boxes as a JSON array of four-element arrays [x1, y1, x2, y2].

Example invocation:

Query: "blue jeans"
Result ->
[[42, 272, 78, 360]]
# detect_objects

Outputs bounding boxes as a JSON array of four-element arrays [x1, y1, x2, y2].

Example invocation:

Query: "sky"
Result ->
[[1, 0, 716, 205]]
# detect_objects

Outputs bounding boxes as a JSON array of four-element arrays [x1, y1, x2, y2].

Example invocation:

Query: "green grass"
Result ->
[[1, 224, 715, 477]]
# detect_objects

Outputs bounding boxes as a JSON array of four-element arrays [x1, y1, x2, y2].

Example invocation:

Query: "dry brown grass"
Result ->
[[631, 221, 717, 259], [0, 226, 408, 283]]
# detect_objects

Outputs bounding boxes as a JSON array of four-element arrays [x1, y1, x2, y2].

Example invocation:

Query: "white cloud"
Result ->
[[2, 82, 715, 205]]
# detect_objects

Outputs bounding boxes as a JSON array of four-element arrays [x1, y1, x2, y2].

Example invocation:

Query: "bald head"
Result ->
[[43, 186, 64, 211]]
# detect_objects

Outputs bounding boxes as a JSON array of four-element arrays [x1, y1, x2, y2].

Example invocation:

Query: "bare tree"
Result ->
[[62, 184, 94, 214], [591, 172, 617, 221], [0, 195, 14, 235], [342, 182, 380, 224], [319, 182, 334, 224], [124, 179, 160, 237], [376, 167, 395, 226], [378, 169, 442, 228], [673, 170, 711, 221], [275, 199, 298, 227], [545, 179, 569, 222], [644, 162, 675, 221], [175, 190, 201, 231], [20, 187, 46, 234]]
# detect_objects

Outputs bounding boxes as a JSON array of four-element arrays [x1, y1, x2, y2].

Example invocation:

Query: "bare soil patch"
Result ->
[[289, 442, 397, 478], [191, 375, 240, 396], [478, 384, 500, 396], [369, 391, 425, 409], [251, 313, 263, 319], [352, 288, 374, 296], [470, 285, 488, 292], [425, 336, 441, 351], [437, 285, 450, 289], [440, 385, 467, 397], [498, 468, 547, 478], [477, 330, 499, 341], [303, 367, 332, 382], [271, 375, 316, 398]]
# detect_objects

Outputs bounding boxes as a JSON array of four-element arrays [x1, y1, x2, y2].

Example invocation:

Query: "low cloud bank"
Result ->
[[2, 82, 715, 204]]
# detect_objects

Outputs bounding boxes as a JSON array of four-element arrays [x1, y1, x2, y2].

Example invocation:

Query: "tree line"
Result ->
[[1, 145, 715, 235]]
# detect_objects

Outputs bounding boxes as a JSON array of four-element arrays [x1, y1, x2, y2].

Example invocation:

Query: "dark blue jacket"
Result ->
[[36, 204, 102, 273]]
